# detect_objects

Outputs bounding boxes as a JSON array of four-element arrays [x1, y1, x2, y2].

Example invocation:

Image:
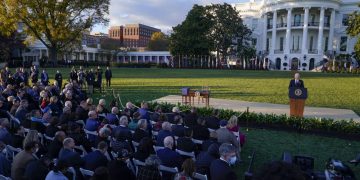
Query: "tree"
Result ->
[[0, 32, 24, 62], [347, 4, 360, 61], [147, 32, 169, 51], [207, 3, 251, 66], [169, 4, 213, 56], [0, 0, 110, 66]]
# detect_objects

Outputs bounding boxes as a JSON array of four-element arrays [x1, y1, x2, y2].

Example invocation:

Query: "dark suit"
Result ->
[[288, 79, 304, 88], [156, 147, 182, 170], [156, 130, 174, 146], [177, 137, 196, 153], [108, 160, 136, 180], [75, 106, 88, 121], [192, 125, 210, 141], [133, 128, 149, 143], [171, 125, 187, 137], [47, 139, 63, 159], [24, 160, 49, 180], [40, 72, 49, 86], [58, 148, 84, 167], [205, 116, 220, 130], [82, 150, 108, 171], [184, 113, 198, 128], [105, 69, 112, 87], [113, 125, 132, 141], [210, 159, 237, 180]]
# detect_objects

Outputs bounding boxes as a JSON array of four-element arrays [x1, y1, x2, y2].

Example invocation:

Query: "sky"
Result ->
[[92, 0, 248, 34]]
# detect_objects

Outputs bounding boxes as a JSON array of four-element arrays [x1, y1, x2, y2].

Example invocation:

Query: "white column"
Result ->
[[270, 10, 277, 55], [86, 52, 89, 61], [156, 56, 160, 64], [285, 8, 292, 54], [143, 56, 145, 63], [317, 7, 325, 54], [263, 13, 268, 51], [302, 7, 310, 54], [39, 49, 42, 59], [136, 56, 139, 64], [328, 9, 335, 51]]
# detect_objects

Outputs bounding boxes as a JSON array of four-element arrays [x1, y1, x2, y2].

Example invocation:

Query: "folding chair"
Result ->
[[74, 145, 87, 157], [80, 167, 94, 177], [194, 172, 208, 180], [176, 149, 196, 160]]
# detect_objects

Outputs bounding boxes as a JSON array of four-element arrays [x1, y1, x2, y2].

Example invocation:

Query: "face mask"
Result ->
[[229, 156, 237, 165]]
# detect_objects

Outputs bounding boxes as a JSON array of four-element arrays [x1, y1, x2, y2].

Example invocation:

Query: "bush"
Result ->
[[140, 102, 360, 136]]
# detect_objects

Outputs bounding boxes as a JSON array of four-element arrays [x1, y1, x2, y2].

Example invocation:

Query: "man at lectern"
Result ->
[[288, 73, 304, 88]]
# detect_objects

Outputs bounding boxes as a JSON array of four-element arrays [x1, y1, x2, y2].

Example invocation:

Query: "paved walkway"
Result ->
[[154, 95, 360, 122]]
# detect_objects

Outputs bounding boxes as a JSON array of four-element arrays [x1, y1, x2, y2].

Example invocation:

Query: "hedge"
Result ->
[[132, 101, 360, 139]]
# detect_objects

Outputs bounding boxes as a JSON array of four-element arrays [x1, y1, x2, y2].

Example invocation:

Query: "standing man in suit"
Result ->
[[210, 143, 238, 180], [54, 70, 63, 89], [288, 73, 304, 88], [289, 73, 306, 117], [41, 69, 49, 86], [105, 66, 112, 88]]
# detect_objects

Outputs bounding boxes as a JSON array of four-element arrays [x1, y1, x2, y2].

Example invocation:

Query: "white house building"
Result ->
[[233, 0, 359, 71], [117, 51, 171, 65]]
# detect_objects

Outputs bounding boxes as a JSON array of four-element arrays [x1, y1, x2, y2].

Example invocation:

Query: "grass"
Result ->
[[45, 67, 360, 115], [39, 67, 360, 178]]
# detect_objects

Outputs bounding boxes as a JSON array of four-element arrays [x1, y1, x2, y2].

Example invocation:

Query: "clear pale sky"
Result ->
[[92, 0, 248, 34]]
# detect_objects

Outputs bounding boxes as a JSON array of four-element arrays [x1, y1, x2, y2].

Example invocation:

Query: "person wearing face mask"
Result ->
[[210, 143, 238, 180], [11, 141, 39, 180]]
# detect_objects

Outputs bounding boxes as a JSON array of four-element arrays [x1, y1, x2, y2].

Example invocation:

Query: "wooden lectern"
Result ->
[[289, 87, 308, 117]]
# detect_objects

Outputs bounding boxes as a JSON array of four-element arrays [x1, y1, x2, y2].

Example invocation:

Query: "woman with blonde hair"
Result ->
[[227, 115, 246, 147]]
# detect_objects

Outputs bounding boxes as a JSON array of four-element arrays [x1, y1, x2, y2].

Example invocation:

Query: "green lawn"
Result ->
[[41, 67, 360, 178], [47, 68, 360, 115]]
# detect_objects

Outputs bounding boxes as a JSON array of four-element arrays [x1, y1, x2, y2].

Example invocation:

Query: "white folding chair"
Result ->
[[192, 138, 204, 145], [176, 149, 195, 160], [80, 167, 94, 177], [5, 145, 22, 160], [75, 120, 85, 127], [153, 145, 164, 153], [67, 167, 77, 180], [132, 141, 139, 151], [74, 145, 87, 157], [83, 129, 98, 139], [44, 134, 55, 141], [152, 130, 159, 136], [133, 158, 146, 175], [194, 173, 208, 180], [159, 165, 178, 174], [37, 133, 44, 145], [208, 128, 216, 133], [0, 174, 11, 180]]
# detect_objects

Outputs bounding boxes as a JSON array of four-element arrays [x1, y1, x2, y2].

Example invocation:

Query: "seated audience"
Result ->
[[172, 115, 187, 137], [157, 136, 182, 170], [15, 99, 29, 126], [174, 159, 196, 180], [0, 118, 12, 145], [58, 137, 84, 167], [23, 130, 46, 157], [108, 149, 136, 180], [128, 112, 141, 131], [98, 99, 109, 114], [113, 115, 132, 141], [216, 120, 240, 152], [11, 125, 25, 148], [210, 143, 238, 180], [177, 128, 197, 153], [92, 167, 110, 180], [45, 159, 69, 180], [82, 141, 109, 171], [227, 115, 246, 147], [196, 143, 220, 177], [205, 109, 220, 130], [192, 117, 210, 141], [106, 107, 119, 125], [138, 102, 150, 120], [133, 119, 149, 143], [95, 126, 111, 147], [133, 137, 155, 162], [184, 107, 198, 128], [45, 116, 60, 137], [156, 122, 174, 146], [75, 100, 89, 122], [11, 141, 39, 180], [47, 131, 66, 159], [150, 105, 162, 122], [168, 106, 181, 124], [0, 141, 11, 177], [24, 156, 53, 180], [202, 131, 220, 151], [137, 155, 162, 180]]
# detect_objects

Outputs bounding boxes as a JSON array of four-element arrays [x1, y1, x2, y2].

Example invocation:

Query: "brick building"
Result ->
[[108, 24, 161, 48]]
